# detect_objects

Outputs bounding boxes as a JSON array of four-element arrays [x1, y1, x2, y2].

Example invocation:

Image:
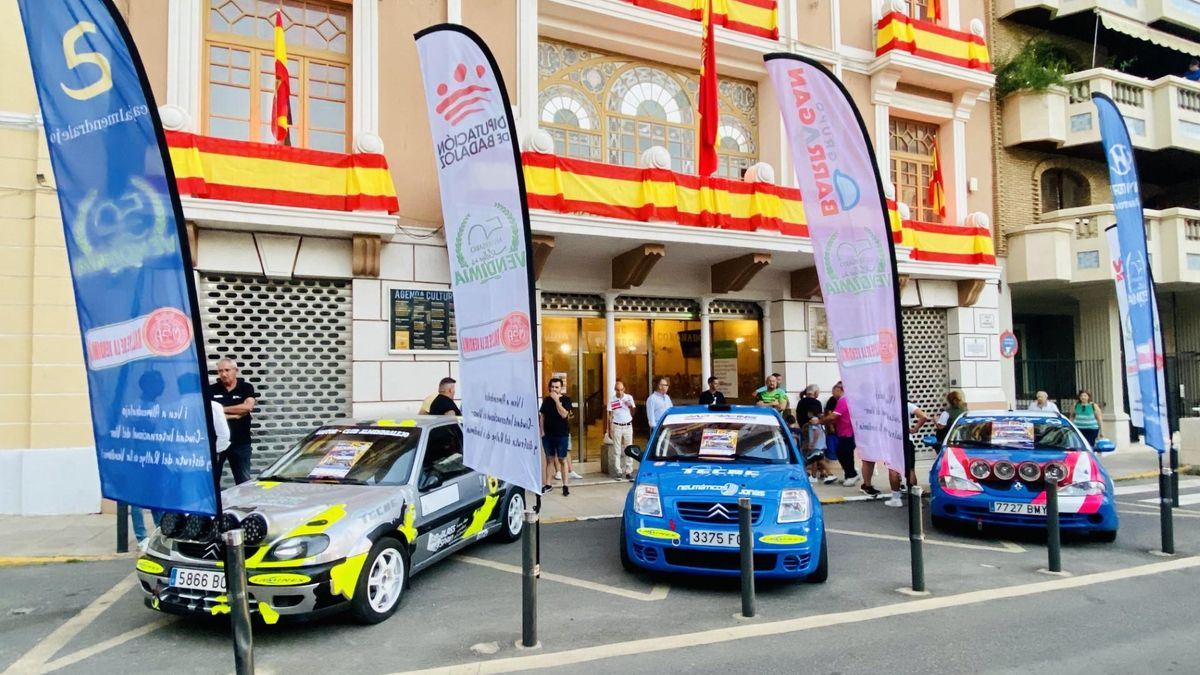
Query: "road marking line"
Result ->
[[454, 555, 669, 602], [37, 617, 176, 673], [395, 555, 1200, 674], [2, 572, 170, 675], [1117, 505, 1200, 518], [1138, 493, 1200, 506], [0, 554, 132, 568], [826, 528, 1025, 554], [1113, 478, 1200, 495]]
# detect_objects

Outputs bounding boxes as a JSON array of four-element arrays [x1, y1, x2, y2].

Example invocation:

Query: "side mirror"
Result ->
[[623, 445, 642, 462], [1093, 438, 1116, 453], [418, 471, 443, 491]]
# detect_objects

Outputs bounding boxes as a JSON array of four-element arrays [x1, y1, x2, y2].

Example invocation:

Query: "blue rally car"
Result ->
[[619, 405, 827, 581], [929, 410, 1119, 542]]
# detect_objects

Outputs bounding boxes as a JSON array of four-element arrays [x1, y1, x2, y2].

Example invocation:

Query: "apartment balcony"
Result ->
[[870, 8, 995, 96], [1006, 204, 1200, 287], [998, 0, 1200, 30], [1002, 68, 1200, 153]]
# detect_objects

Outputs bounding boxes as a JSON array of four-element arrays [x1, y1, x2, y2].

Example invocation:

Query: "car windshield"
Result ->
[[946, 417, 1087, 451], [649, 413, 793, 464], [259, 426, 422, 485]]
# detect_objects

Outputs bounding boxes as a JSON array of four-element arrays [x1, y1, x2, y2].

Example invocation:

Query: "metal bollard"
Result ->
[[222, 529, 254, 675], [1045, 478, 1062, 573], [521, 509, 538, 647], [116, 502, 129, 554], [1160, 463, 1175, 555], [1170, 448, 1180, 509], [908, 486, 926, 593], [738, 497, 755, 618]]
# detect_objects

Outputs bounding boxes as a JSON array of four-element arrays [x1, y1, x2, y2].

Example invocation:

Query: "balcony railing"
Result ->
[[1003, 68, 1200, 154], [1006, 203, 1200, 286]]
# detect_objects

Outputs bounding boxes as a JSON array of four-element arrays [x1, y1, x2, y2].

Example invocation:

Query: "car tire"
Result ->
[[493, 488, 526, 543], [619, 521, 638, 573], [1092, 529, 1118, 543], [350, 537, 409, 625], [805, 529, 828, 584]]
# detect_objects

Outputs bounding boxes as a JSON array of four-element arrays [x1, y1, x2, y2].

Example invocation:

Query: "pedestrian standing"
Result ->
[[755, 374, 788, 412], [645, 376, 673, 429], [208, 358, 259, 484], [823, 384, 867, 489], [698, 376, 726, 405], [427, 377, 461, 416], [936, 390, 968, 444], [823, 382, 843, 475], [797, 385, 835, 484], [884, 401, 930, 507], [1072, 389, 1103, 446], [608, 379, 636, 480], [540, 378, 573, 496], [1027, 390, 1059, 413]]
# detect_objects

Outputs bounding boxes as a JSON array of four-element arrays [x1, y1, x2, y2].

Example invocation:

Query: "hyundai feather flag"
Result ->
[[415, 25, 542, 491], [765, 54, 908, 472], [18, 0, 218, 513], [1093, 93, 1169, 453]]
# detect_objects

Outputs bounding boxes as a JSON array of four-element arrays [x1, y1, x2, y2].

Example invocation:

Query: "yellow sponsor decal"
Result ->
[[758, 534, 808, 545], [210, 603, 231, 616], [636, 527, 680, 541], [258, 602, 280, 625], [248, 572, 311, 586], [288, 504, 347, 537], [329, 552, 369, 600], [255, 481, 281, 489], [136, 558, 165, 574], [398, 503, 417, 544], [462, 494, 500, 539]]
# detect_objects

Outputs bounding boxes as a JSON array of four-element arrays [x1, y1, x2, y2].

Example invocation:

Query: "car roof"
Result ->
[[319, 415, 460, 429], [663, 404, 781, 418], [960, 410, 1065, 419]]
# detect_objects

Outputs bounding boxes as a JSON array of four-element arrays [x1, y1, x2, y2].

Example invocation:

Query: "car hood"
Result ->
[[221, 480, 405, 541], [938, 446, 1110, 484], [641, 462, 809, 498]]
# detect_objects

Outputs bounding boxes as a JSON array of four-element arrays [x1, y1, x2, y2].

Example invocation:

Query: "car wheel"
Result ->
[[619, 521, 638, 573], [805, 529, 828, 584], [493, 488, 526, 543], [350, 537, 409, 624], [1092, 529, 1118, 543]]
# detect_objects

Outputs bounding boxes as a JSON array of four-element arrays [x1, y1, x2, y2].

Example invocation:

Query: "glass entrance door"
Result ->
[[542, 317, 606, 466]]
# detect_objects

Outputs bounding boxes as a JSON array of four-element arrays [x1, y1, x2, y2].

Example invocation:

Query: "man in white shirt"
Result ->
[[645, 376, 673, 430], [608, 379, 636, 480], [1027, 391, 1060, 413]]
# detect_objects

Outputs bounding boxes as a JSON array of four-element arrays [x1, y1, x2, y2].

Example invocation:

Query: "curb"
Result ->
[[0, 553, 132, 568], [1112, 465, 1196, 482]]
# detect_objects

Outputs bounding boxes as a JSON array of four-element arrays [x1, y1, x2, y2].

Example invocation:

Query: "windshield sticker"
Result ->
[[308, 441, 373, 479], [661, 413, 781, 427], [680, 466, 760, 478], [315, 427, 412, 438], [992, 421, 1035, 442], [699, 428, 738, 457]]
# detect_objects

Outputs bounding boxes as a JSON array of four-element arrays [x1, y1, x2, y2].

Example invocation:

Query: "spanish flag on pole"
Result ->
[[271, 8, 292, 145], [927, 0, 942, 21], [698, 0, 718, 176], [928, 137, 946, 220]]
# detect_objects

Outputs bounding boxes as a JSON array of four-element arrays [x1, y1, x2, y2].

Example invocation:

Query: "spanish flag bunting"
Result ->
[[271, 8, 292, 145], [927, 0, 942, 21], [928, 137, 946, 220], [698, 0, 718, 176]]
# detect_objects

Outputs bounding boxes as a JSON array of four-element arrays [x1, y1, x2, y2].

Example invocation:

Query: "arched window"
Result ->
[[1041, 169, 1090, 213], [538, 40, 758, 177]]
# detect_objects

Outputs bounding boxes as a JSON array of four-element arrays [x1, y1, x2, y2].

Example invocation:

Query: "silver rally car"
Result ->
[[135, 416, 525, 624]]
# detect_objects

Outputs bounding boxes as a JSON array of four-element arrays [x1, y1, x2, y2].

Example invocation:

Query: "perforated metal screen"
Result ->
[[902, 308, 949, 454], [199, 274, 353, 478]]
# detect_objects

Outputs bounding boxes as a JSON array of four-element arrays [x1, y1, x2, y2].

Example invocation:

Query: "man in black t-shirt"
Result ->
[[539, 378, 573, 496], [208, 358, 259, 484], [427, 377, 461, 416], [698, 376, 726, 405]]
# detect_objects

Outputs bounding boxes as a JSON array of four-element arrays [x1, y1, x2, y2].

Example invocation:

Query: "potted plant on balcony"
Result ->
[[996, 38, 1080, 147]]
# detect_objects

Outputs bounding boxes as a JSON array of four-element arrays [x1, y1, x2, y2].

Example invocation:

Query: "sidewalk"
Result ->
[[0, 444, 1177, 564]]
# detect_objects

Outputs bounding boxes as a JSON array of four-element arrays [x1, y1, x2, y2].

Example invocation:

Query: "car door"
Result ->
[[411, 424, 486, 567]]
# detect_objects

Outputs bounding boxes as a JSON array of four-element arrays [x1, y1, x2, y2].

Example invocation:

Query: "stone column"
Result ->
[[700, 296, 712, 386]]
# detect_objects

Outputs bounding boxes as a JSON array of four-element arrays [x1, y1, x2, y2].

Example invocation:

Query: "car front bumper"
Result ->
[[930, 491, 1119, 532], [623, 515, 823, 579], [136, 554, 353, 623]]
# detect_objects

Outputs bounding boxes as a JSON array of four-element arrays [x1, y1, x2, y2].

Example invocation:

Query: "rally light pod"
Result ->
[[159, 512, 183, 538], [1044, 462, 1069, 484], [242, 513, 268, 546], [968, 459, 991, 481], [1017, 461, 1042, 482], [182, 514, 215, 542], [217, 512, 240, 533], [993, 461, 1016, 481]]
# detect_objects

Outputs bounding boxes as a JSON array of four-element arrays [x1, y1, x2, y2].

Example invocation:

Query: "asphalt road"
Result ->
[[1, 478, 1197, 675]]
